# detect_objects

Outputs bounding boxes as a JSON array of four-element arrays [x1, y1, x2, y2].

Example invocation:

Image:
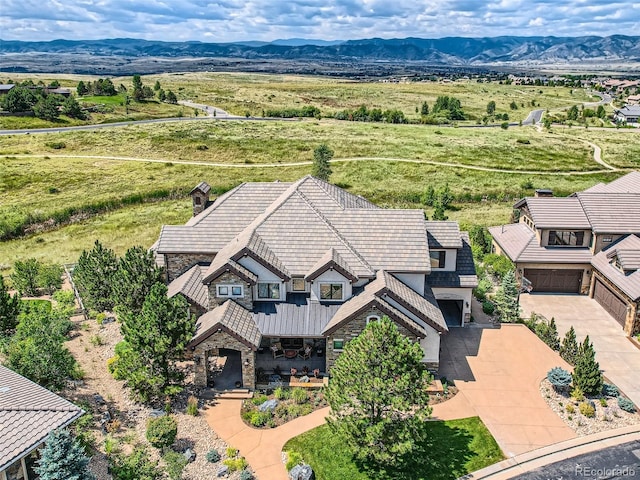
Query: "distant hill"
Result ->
[[1, 35, 638, 66]]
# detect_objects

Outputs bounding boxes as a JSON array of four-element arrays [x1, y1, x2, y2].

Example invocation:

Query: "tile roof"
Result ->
[[427, 232, 478, 288], [425, 221, 463, 248], [167, 264, 209, 311], [206, 259, 258, 285], [525, 197, 591, 229], [0, 365, 83, 471], [305, 248, 360, 282], [576, 192, 640, 233], [189, 300, 261, 349], [190, 181, 211, 195], [253, 294, 341, 337], [582, 172, 640, 194], [616, 105, 640, 116], [489, 223, 592, 264], [591, 235, 640, 301]]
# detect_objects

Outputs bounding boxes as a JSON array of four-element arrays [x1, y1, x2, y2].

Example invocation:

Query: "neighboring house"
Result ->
[[0, 84, 15, 95], [614, 105, 640, 125], [490, 171, 640, 334], [627, 95, 640, 106], [154, 176, 477, 389], [0, 365, 84, 480]]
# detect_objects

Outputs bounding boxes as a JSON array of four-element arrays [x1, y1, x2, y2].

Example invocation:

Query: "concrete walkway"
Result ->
[[438, 325, 576, 457], [520, 293, 640, 407], [204, 399, 329, 480]]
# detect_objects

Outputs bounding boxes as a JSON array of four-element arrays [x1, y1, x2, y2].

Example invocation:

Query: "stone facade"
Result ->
[[165, 254, 214, 282], [191, 190, 209, 217], [325, 306, 419, 371], [193, 330, 256, 389], [208, 271, 254, 310]]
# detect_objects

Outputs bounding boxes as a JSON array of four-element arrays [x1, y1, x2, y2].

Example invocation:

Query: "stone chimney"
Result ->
[[190, 182, 211, 216], [534, 189, 553, 198]]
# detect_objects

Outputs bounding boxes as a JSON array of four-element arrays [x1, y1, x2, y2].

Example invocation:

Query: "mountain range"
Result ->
[[1, 35, 639, 65]]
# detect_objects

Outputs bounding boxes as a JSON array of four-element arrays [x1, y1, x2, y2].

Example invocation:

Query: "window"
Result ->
[[333, 339, 344, 351], [292, 277, 306, 291], [217, 285, 243, 297], [548, 231, 585, 246], [430, 250, 446, 268], [603, 236, 613, 243], [258, 282, 280, 299], [366, 315, 380, 324], [320, 283, 343, 300]]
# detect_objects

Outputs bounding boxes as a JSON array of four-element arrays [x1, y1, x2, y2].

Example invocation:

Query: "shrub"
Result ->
[[146, 416, 177, 449], [565, 404, 575, 414], [205, 449, 220, 463], [286, 451, 303, 471], [226, 447, 238, 458], [162, 449, 188, 480], [223, 457, 248, 472], [248, 410, 272, 427], [110, 447, 160, 480], [481, 301, 495, 315], [291, 388, 308, 404], [474, 278, 493, 301], [186, 396, 198, 416], [516, 139, 531, 145], [46, 141, 66, 149], [95, 313, 106, 325], [547, 367, 572, 391], [602, 383, 620, 397], [572, 336, 603, 396], [579, 402, 595, 418], [571, 386, 585, 402], [483, 253, 514, 279], [599, 398, 608, 407], [274, 386, 290, 400], [618, 397, 636, 413], [90, 335, 104, 346], [251, 394, 268, 406], [240, 470, 254, 480]]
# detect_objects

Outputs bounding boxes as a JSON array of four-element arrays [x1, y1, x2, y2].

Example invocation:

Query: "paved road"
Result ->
[[515, 439, 640, 480], [523, 109, 544, 126], [178, 100, 230, 117]]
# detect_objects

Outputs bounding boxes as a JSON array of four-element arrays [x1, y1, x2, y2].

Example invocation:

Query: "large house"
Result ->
[[154, 176, 477, 389], [490, 171, 640, 335], [0, 365, 84, 480], [614, 105, 640, 125]]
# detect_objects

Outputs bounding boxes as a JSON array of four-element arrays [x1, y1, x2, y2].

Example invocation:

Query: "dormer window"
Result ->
[[217, 285, 243, 297], [614, 256, 623, 271], [430, 251, 446, 269], [549, 231, 584, 247], [258, 282, 280, 299], [320, 283, 343, 300]]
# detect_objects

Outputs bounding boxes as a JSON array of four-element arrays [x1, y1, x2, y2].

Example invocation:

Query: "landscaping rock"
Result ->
[[183, 448, 196, 463], [93, 394, 106, 405], [217, 465, 229, 477], [102, 316, 115, 325], [259, 399, 278, 412], [299, 375, 310, 383], [289, 464, 314, 480], [149, 409, 166, 418]]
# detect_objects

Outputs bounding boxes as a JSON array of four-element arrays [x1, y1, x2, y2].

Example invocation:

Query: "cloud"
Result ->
[[0, 0, 638, 42]]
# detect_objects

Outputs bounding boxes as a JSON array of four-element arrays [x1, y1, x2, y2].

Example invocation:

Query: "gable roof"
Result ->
[[575, 192, 640, 233], [427, 232, 478, 288], [0, 365, 83, 471], [167, 264, 209, 311], [206, 258, 258, 285], [523, 197, 591, 229], [190, 181, 211, 195], [322, 270, 447, 336], [582, 172, 640, 194], [189, 300, 261, 350], [616, 105, 640, 116], [591, 234, 640, 301], [425, 221, 463, 249], [305, 248, 360, 282]]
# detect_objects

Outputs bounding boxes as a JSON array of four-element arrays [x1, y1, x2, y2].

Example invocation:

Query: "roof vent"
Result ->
[[534, 189, 553, 198], [0, 386, 10, 393]]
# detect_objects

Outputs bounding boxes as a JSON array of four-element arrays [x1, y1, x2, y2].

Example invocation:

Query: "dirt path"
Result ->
[[8, 153, 619, 176]]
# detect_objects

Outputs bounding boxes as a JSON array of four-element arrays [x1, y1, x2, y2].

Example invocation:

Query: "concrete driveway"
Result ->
[[519, 293, 640, 407], [437, 325, 575, 458]]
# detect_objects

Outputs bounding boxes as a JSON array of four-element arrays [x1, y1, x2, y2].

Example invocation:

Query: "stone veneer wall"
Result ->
[[193, 331, 255, 389], [165, 254, 214, 282], [208, 271, 254, 310], [192, 191, 209, 216], [325, 306, 419, 371]]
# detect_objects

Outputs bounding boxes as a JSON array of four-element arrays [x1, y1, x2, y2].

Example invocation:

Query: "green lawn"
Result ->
[[283, 417, 504, 480]]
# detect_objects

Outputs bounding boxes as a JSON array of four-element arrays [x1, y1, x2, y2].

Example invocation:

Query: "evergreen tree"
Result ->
[[165, 90, 178, 104], [35, 428, 95, 480], [119, 283, 195, 402], [111, 246, 164, 315], [421, 185, 435, 207], [537, 317, 560, 351], [560, 326, 579, 365], [572, 336, 603, 396], [0, 276, 21, 336], [11, 258, 41, 296], [33, 95, 61, 121], [153, 80, 161, 91], [325, 317, 432, 472], [486, 100, 496, 115], [431, 201, 448, 221], [567, 105, 579, 121], [420, 101, 429, 115], [312, 143, 333, 182], [1, 86, 39, 113], [132, 74, 144, 101], [74, 240, 118, 312], [76, 80, 88, 96], [62, 96, 86, 119], [493, 270, 520, 323], [37, 263, 64, 295]]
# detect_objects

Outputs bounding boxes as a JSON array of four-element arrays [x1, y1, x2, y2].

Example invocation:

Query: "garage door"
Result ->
[[523, 269, 582, 293], [593, 279, 628, 328]]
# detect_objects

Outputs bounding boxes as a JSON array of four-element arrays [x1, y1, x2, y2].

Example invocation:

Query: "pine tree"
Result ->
[[74, 240, 118, 312], [545, 318, 560, 351], [572, 336, 603, 396], [111, 246, 164, 315], [35, 429, 95, 480], [312, 143, 333, 181], [493, 270, 520, 323], [0, 276, 20, 336], [560, 326, 579, 365]]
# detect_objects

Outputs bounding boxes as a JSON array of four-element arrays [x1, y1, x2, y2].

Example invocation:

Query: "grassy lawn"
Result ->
[[283, 417, 504, 480]]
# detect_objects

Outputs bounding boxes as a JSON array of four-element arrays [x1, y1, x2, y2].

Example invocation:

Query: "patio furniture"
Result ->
[[284, 349, 298, 359], [270, 342, 284, 359], [298, 344, 313, 360], [290, 368, 298, 377]]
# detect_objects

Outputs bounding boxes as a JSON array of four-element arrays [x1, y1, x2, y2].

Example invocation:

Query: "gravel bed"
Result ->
[[540, 378, 640, 436]]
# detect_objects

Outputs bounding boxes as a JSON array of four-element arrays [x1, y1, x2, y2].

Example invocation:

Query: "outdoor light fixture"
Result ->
[[243, 359, 250, 367]]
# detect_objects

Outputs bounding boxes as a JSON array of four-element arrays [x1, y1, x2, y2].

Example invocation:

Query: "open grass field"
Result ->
[[283, 418, 504, 480], [554, 127, 640, 170]]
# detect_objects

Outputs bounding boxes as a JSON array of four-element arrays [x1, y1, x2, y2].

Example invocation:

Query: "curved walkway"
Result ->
[[204, 400, 329, 480], [6, 153, 618, 176]]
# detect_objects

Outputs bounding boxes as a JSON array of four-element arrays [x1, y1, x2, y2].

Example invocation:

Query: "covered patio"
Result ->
[[255, 337, 326, 386]]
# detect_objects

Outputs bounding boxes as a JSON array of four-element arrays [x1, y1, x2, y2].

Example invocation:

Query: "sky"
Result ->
[[1, 0, 639, 43]]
